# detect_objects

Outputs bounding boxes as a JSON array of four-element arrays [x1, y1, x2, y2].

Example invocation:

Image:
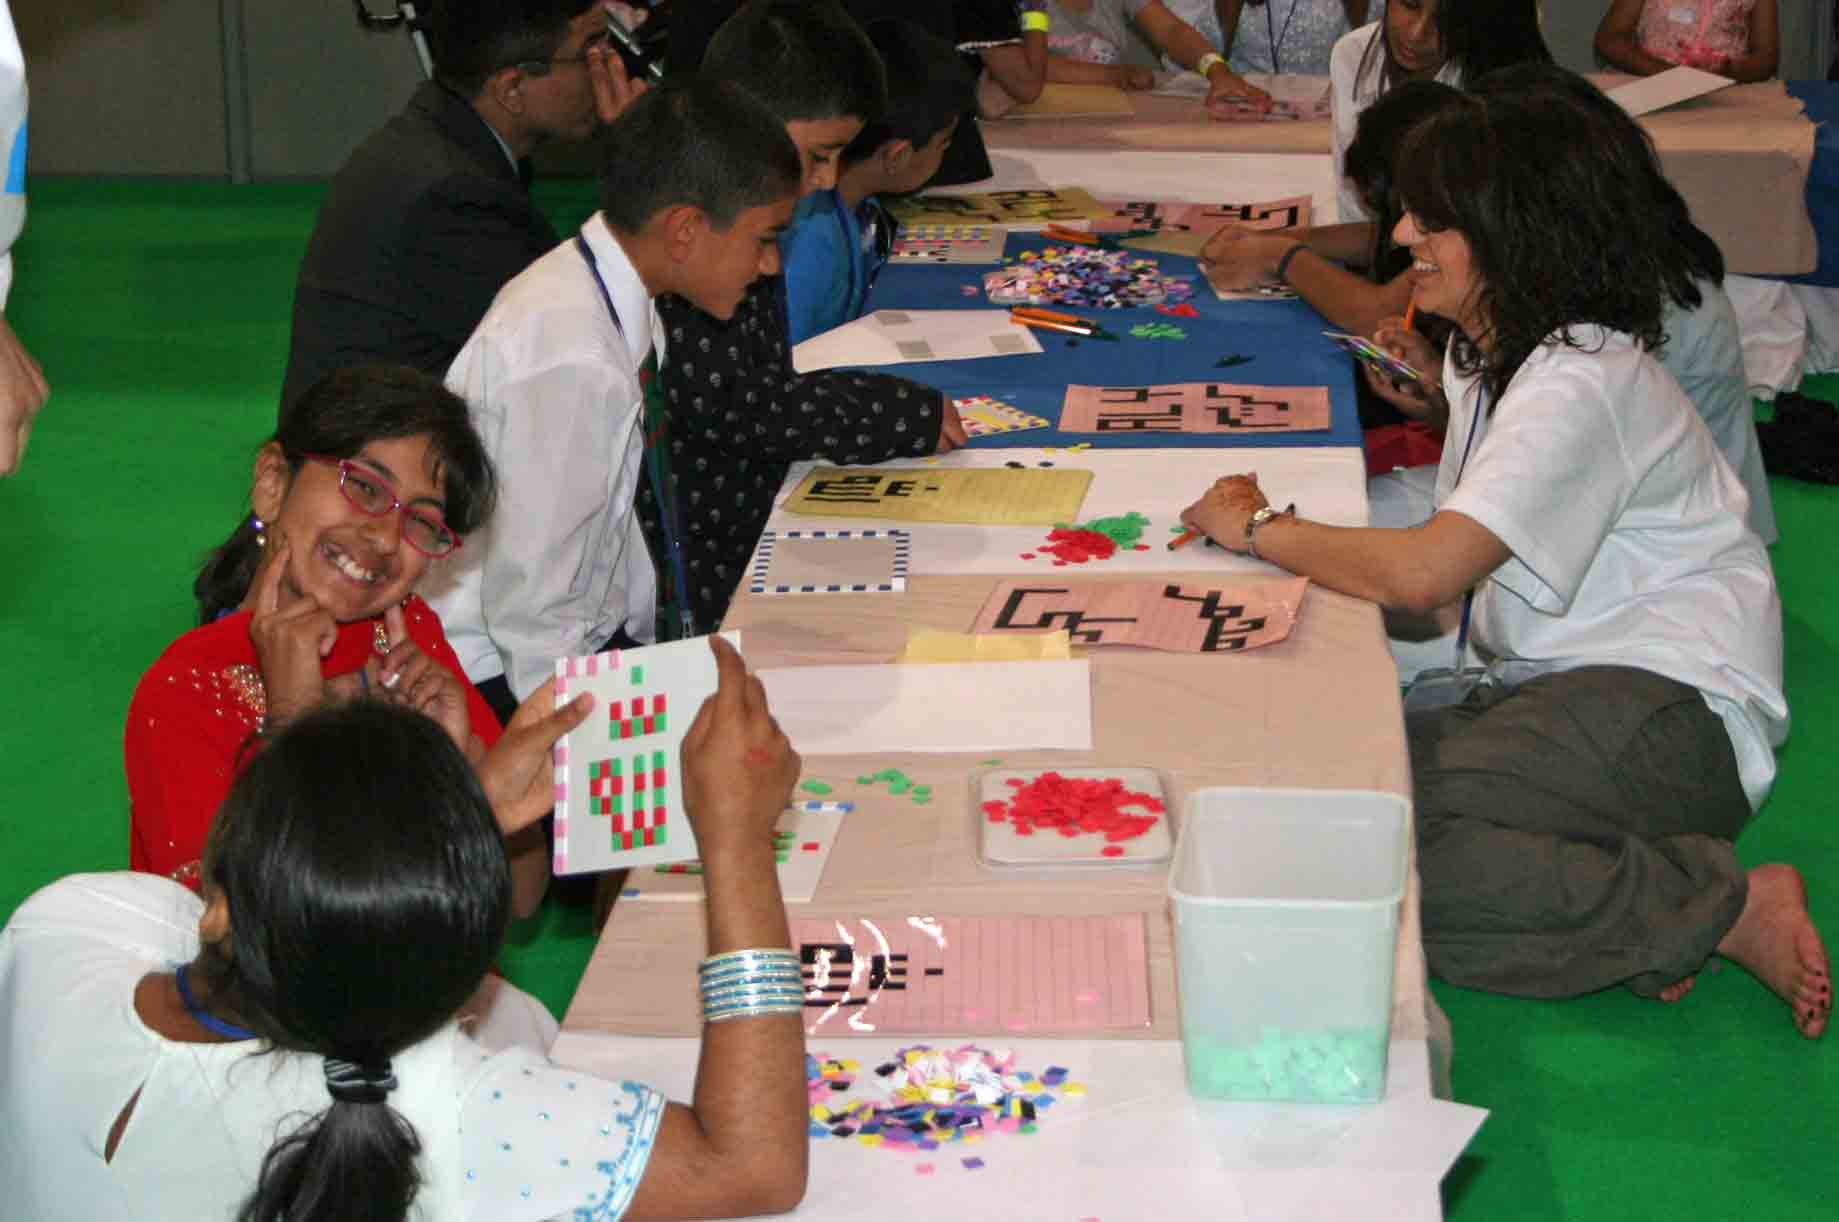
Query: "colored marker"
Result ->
[[1167, 528, 1203, 551]]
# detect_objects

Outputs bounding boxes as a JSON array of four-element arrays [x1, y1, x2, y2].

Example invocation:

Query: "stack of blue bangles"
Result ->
[[699, 948, 805, 1023]]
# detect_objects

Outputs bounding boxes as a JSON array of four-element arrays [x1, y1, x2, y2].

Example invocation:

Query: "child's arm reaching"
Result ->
[[658, 283, 962, 467]]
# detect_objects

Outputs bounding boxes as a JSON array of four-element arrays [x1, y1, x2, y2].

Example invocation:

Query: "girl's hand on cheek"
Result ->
[[371, 604, 471, 749], [248, 538, 338, 730]]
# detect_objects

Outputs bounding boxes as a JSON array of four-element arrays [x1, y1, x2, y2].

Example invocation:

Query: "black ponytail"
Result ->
[[239, 1104, 423, 1222], [196, 701, 512, 1222], [194, 364, 498, 624]]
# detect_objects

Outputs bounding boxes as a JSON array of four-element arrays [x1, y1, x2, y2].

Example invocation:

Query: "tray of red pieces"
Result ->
[[976, 767, 1173, 869]]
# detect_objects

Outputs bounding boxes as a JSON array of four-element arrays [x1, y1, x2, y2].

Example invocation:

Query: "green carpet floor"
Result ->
[[1, 180, 1833, 1219]]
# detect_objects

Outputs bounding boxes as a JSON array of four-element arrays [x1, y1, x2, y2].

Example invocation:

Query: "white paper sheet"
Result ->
[[792, 309, 1044, 374], [625, 805, 845, 903], [550, 1032, 1483, 1222], [757, 659, 1093, 755], [1609, 65, 1734, 116], [757, 447, 1369, 579]]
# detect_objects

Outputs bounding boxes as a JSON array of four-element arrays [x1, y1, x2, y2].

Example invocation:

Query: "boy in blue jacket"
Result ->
[[780, 19, 977, 346]]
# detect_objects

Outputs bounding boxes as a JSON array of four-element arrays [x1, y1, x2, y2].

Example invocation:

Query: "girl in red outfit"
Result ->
[[127, 365, 553, 918]]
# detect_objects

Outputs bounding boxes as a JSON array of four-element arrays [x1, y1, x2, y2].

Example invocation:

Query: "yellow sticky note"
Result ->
[[784, 466, 1093, 526], [897, 628, 1073, 664]]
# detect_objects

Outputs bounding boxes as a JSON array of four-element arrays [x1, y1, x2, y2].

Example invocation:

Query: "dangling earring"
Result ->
[[251, 514, 267, 548]]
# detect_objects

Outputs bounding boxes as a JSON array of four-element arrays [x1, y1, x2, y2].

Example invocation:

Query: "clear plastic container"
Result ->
[[1168, 787, 1409, 1103]]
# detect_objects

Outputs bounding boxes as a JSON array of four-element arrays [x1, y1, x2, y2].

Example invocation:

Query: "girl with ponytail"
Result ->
[[5, 638, 810, 1219]]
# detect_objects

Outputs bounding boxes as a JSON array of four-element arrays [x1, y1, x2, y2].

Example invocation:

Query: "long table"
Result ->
[[981, 77, 1817, 277], [555, 241, 1481, 1219]]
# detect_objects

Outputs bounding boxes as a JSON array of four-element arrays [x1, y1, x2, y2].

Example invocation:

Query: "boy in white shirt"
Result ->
[[428, 78, 802, 716]]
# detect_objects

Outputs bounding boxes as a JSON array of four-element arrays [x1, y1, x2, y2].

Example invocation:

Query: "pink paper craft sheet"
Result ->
[[792, 915, 1151, 1035], [1090, 195, 1312, 235], [1059, 382, 1332, 435], [970, 577, 1310, 653]]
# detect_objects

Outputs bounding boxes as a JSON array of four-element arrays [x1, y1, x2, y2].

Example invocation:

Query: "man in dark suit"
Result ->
[[281, 0, 640, 410]]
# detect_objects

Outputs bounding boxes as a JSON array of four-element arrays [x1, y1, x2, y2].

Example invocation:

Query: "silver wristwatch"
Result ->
[[1244, 502, 1296, 560]]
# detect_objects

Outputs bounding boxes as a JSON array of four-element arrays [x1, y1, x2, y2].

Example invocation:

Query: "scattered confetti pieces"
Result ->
[[982, 245, 1196, 310], [1027, 511, 1152, 565], [858, 768, 935, 806], [807, 1045, 1086, 1154], [1155, 302, 1200, 318], [982, 772, 1165, 844]]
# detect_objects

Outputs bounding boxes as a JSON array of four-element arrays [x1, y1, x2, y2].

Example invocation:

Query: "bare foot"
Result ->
[[1658, 974, 1697, 1003], [1716, 864, 1832, 1038]]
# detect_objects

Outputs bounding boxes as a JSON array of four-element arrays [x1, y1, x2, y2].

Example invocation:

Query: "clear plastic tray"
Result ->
[[974, 766, 1174, 870]]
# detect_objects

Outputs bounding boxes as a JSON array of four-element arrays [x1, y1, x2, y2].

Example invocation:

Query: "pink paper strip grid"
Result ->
[[789, 914, 1150, 1035]]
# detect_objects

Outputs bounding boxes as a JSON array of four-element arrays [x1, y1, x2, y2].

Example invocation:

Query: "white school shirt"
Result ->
[[1328, 22, 1461, 223], [0, 873, 664, 1221], [1433, 328, 1788, 811], [2, 0, 27, 305], [429, 213, 659, 700]]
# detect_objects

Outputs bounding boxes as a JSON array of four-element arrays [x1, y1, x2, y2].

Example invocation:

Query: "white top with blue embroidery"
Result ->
[[0, 872, 665, 1221], [2, 0, 27, 304]]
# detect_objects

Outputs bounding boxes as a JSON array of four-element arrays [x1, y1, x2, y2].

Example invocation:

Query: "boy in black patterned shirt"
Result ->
[[640, 0, 968, 634]]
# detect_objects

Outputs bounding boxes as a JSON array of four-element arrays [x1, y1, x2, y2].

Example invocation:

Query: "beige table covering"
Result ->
[[979, 78, 1815, 276]]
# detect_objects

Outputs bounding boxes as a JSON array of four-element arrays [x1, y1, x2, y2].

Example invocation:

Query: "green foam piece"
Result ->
[[801, 780, 833, 795]]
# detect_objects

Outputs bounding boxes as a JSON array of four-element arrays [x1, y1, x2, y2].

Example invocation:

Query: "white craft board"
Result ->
[[625, 806, 845, 903], [977, 766, 1174, 869], [793, 309, 1045, 374], [552, 1031, 1483, 1222], [756, 447, 1368, 579], [757, 659, 1093, 755], [550, 633, 739, 876], [1609, 65, 1734, 116]]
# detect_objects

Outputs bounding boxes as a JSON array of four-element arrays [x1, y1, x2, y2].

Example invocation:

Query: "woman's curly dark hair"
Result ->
[[1392, 70, 1684, 408]]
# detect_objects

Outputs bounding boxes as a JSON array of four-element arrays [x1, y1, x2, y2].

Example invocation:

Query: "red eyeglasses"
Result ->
[[302, 454, 462, 557]]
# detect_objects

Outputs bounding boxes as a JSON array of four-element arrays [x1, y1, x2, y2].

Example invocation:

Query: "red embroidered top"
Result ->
[[124, 596, 501, 887]]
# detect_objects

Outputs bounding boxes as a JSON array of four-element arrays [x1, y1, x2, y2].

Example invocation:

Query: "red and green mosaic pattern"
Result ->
[[609, 664, 668, 739], [589, 749, 670, 850]]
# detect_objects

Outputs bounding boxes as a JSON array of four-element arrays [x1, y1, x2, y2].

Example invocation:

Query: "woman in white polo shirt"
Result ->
[[1178, 70, 1830, 1038]]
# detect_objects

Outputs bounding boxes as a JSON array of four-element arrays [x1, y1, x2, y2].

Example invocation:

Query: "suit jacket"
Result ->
[[280, 81, 559, 411]]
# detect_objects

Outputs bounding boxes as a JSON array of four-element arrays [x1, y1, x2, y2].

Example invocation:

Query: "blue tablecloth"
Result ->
[[861, 233, 1363, 450], [1782, 81, 1839, 288]]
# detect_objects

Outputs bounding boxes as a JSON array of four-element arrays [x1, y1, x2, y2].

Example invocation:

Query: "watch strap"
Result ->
[[1245, 502, 1296, 560]]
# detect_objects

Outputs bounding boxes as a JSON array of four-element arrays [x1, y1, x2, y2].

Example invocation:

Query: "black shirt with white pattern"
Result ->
[[639, 277, 945, 631]]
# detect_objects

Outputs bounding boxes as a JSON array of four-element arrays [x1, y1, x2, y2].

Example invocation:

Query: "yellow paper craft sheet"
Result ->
[[898, 628, 1074, 664], [784, 466, 1094, 526], [889, 187, 1111, 228]]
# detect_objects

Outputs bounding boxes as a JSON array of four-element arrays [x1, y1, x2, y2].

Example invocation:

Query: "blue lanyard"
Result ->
[[573, 235, 698, 640], [175, 963, 257, 1041]]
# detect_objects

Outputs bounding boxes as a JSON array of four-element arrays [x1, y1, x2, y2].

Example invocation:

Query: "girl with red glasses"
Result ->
[[125, 364, 574, 930]]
